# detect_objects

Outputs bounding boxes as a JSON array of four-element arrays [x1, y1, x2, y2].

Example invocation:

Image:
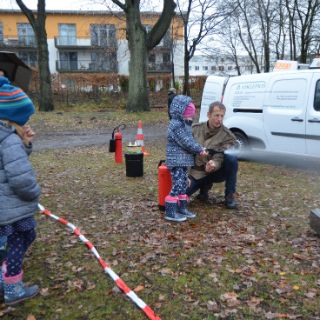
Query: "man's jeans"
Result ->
[[186, 154, 238, 198]]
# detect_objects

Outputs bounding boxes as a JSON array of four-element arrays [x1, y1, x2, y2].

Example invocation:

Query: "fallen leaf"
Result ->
[[133, 285, 144, 292], [207, 300, 219, 312], [40, 287, 49, 297], [220, 292, 240, 307], [305, 290, 317, 298], [159, 267, 173, 275], [247, 296, 262, 309]]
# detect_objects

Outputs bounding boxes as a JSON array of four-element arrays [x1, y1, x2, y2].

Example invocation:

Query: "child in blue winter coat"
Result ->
[[165, 95, 207, 222], [0, 75, 41, 305]]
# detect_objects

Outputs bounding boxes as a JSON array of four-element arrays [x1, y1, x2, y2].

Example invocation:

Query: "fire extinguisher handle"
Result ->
[[158, 159, 166, 167], [112, 123, 127, 138]]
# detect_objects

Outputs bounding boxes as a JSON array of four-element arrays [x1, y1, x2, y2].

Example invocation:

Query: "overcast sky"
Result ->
[[0, 0, 108, 10], [0, 0, 163, 11]]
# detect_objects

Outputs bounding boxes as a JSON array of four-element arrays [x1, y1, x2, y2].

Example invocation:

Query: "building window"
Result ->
[[203, 66, 208, 71], [163, 52, 170, 63], [91, 52, 117, 72], [195, 66, 199, 70], [18, 51, 37, 67], [58, 24, 76, 45], [59, 51, 78, 71], [17, 23, 36, 46], [228, 66, 233, 70], [148, 53, 156, 63], [91, 24, 116, 47], [218, 66, 224, 71], [211, 66, 216, 71]]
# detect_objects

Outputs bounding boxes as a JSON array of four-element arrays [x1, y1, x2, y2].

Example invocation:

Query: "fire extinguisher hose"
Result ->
[[38, 204, 161, 320]]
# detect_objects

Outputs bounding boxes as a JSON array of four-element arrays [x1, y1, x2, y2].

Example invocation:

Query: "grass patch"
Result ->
[[30, 109, 168, 134], [1, 121, 320, 319]]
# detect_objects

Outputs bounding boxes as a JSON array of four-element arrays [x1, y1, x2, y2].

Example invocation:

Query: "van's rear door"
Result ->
[[199, 76, 226, 122], [306, 74, 320, 156], [263, 72, 309, 155]]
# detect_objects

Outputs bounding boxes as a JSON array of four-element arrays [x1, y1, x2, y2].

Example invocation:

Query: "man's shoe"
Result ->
[[196, 192, 209, 202], [225, 194, 238, 209]]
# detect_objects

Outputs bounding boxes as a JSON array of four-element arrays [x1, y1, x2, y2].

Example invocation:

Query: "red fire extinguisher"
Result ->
[[115, 130, 123, 164], [158, 160, 172, 211]]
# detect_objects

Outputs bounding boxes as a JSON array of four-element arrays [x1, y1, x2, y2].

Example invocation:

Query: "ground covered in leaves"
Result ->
[[1, 112, 320, 319]]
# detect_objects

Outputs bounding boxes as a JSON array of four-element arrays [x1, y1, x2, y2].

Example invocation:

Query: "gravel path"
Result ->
[[33, 124, 320, 171], [33, 125, 167, 151]]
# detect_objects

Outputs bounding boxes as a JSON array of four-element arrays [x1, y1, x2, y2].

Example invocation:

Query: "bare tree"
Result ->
[[284, 0, 298, 60], [235, 0, 262, 73], [273, 0, 288, 60], [256, 0, 279, 72], [199, 0, 320, 73], [16, 0, 54, 111], [176, 0, 231, 95], [109, 0, 176, 111], [216, 16, 243, 75], [295, 0, 320, 63]]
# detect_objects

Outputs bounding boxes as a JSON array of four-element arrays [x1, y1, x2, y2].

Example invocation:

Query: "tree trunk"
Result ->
[[183, 55, 190, 96], [37, 24, 54, 111], [16, 0, 54, 111], [264, 40, 270, 72], [183, 18, 190, 96], [126, 5, 149, 112]]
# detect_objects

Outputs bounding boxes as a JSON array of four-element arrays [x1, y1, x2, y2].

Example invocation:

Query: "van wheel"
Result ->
[[233, 131, 249, 152]]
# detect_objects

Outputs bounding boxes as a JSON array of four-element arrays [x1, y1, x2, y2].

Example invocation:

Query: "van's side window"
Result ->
[[314, 80, 320, 111]]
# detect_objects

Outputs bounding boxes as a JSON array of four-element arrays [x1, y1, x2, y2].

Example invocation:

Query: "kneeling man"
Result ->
[[187, 101, 239, 209]]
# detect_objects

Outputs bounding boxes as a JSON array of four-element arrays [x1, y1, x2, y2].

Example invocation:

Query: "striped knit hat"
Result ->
[[0, 76, 35, 126]]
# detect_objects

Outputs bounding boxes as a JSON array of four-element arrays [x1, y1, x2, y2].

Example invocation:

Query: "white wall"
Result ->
[[173, 40, 184, 77], [117, 40, 130, 75], [47, 38, 57, 73]]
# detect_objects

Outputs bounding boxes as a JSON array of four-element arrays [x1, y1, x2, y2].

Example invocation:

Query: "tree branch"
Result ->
[[111, 0, 127, 12], [16, 0, 36, 28], [146, 0, 176, 50]]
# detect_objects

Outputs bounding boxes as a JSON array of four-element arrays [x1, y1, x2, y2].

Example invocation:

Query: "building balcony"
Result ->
[[54, 36, 117, 50], [0, 36, 37, 49], [56, 59, 118, 73], [147, 62, 172, 73]]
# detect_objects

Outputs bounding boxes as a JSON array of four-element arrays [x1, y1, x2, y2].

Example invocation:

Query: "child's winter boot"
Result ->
[[0, 262, 7, 296], [178, 194, 196, 218], [0, 236, 7, 265], [4, 272, 39, 305], [164, 195, 187, 222]]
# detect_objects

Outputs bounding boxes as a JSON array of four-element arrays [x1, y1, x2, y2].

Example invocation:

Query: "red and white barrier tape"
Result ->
[[38, 204, 161, 320]]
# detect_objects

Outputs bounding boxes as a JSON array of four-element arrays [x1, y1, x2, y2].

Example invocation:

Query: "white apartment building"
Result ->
[[189, 54, 256, 76]]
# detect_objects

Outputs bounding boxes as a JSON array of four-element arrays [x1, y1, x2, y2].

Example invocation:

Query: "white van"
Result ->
[[199, 60, 320, 158]]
